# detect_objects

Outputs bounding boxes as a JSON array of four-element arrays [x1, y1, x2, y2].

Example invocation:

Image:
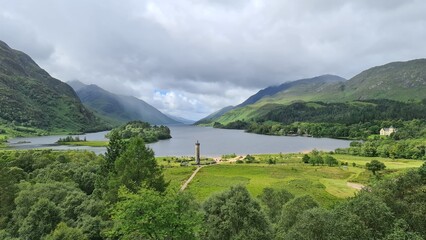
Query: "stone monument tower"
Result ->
[[195, 140, 200, 165]]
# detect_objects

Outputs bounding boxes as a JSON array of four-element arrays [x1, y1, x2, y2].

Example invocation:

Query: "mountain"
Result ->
[[203, 59, 426, 125], [196, 106, 235, 124], [236, 74, 346, 108], [199, 74, 346, 124], [335, 59, 426, 101], [166, 114, 195, 124], [68, 81, 180, 125], [0, 40, 108, 134]]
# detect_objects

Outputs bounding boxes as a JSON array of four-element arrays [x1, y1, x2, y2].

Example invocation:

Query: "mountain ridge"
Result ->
[[201, 59, 426, 125], [68, 80, 181, 125], [0, 40, 108, 134]]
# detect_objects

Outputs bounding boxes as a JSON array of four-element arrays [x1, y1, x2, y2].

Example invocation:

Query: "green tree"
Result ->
[[114, 137, 168, 193], [327, 209, 372, 240], [275, 195, 319, 237], [384, 219, 423, 240], [309, 155, 323, 166], [0, 167, 26, 228], [202, 185, 273, 240], [283, 208, 332, 240], [366, 159, 386, 175], [324, 155, 338, 167], [302, 154, 310, 164], [43, 222, 88, 240], [418, 162, 426, 183], [104, 130, 126, 173], [259, 188, 294, 223], [110, 188, 201, 240], [18, 198, 62, 240], [341, 193, 394, 239]]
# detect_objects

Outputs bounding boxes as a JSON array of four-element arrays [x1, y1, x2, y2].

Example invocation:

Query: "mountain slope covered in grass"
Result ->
[[68, 81, 180, 125], [206, 59, 426, 125], [0, 40, 108, 135]]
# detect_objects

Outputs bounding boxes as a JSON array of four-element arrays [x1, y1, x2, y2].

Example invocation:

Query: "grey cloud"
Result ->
[[0, 0, 426, 119]]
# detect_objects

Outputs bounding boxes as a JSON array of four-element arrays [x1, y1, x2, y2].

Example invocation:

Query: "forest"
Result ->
[[213, 99, 426, 161], [214, 99, 426, 138], [1, 132, 426, 239], [106, 120, 171, 143]]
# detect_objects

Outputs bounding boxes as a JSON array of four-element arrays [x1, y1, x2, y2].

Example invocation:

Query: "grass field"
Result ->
[[58, 141, 109, 147], [162, 153, 424, 207]]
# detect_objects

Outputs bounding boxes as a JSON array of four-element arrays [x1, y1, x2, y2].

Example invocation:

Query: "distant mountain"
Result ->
[[236, 74, 346, 108], [198, 74, 346, 124], [202, 59, 426, 125], [165, 114, 195, 125], [196, 106, 235, 124], [0, 40, 108, 133], [68, 81, 180, 125]]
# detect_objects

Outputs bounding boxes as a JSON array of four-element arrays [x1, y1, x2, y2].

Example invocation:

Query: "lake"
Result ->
[[8, 125, 351, 156]]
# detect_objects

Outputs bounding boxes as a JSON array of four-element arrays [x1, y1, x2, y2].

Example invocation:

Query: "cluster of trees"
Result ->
[[214, 100, 426, 140], [259, 99, 426, 125], [219, 118, 425, 140], [2, 135, 426, 239], [107, 120, 171, 143], [302, 150, 339, 166], [337, 138, 426, 160], [57, 136, 87, 143], [0, 150, 106, 239]]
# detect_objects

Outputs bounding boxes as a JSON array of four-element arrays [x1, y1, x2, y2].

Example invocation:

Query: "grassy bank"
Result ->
[[162, 153, 423, 207]]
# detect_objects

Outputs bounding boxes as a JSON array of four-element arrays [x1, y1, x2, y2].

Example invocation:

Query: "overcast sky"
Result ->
[[1, 0, 426, 120]]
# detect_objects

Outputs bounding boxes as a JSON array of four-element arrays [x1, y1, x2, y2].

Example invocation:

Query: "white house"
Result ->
[[380, 127, 397, 136]]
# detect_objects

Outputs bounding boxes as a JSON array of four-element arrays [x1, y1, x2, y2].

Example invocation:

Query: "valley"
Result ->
[[1, 9, 426, 238]]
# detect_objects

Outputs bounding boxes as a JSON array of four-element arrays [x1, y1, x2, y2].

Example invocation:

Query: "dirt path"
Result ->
[[347, 182, 365, 190], [180, 166, 204, 191], [180, 155, 244, 191]]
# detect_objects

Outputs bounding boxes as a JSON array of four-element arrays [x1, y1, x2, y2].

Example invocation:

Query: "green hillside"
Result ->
[[0, 40, 109, 136], [336, 59, 426, 101], [208, 59, 426, 124], [68, 81, 180, 125]]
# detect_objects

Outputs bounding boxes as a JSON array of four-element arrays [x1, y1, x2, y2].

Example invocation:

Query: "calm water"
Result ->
[[8, 125, 351, 156]]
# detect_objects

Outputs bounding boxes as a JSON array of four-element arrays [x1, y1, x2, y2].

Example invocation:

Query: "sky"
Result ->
[[1, 0, 426, 120]]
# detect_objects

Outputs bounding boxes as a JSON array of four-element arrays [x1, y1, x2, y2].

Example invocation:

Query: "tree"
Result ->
[[327, 209, 372, 240], [309, 155, 323, 166], [341, 193, 394, 239], [44, 222, 88, 240], [110, 188, 202, 240], [114, 137, 168, 193], [202, 185, 273, 240], [302, 154, 310, 164], [104, 130, 126, 173], [283, 208, 332, 240], [366, 159, 386, 175], [18, 198, 62, 240], [384, 219, 423, 240], [275, 195, 319, 237], [324, 155, 338, 167], [418, 162, 426, 183], [259, 188, 294, 223]]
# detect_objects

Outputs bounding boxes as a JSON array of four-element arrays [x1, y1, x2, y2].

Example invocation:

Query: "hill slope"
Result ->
[[203, 75, 346, 124], [207, 59, 426, 124], [196, 106, 235, 124], [68, 81, 180, 125], [237, 74, 346, 108], [0, 40, 107, 134], [336, 59, 426, 101]]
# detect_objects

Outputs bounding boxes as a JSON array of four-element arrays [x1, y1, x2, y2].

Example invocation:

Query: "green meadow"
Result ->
[[162, 153, 424, 208]]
